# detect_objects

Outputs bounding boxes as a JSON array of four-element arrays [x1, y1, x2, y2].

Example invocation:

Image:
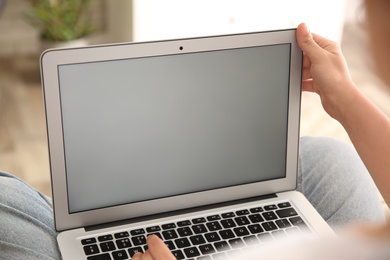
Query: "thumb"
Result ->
[[296, 23, 322, 61]]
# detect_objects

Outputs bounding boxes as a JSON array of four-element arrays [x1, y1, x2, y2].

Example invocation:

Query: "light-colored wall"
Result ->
[[132, 0, 348, 42], [0, 0, 351, 57]]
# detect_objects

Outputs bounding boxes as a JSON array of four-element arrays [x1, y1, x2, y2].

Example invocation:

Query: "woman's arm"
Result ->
[[296, 23, 390, 206]]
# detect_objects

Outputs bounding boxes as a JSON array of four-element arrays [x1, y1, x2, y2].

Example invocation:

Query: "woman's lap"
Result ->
[[0, 171, 61, 260], [298, 136, 386, 229]]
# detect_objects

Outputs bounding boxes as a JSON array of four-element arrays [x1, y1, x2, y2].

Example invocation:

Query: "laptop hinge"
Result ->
[[85, 193, 278, 232]]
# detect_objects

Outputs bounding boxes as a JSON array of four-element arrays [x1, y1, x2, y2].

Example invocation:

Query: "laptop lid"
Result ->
[[40, 29, 302, 232]]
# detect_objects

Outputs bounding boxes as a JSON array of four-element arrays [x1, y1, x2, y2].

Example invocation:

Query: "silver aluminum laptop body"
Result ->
[[40, 28, 333, 259]]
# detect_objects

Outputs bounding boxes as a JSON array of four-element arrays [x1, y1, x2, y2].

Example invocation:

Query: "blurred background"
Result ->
[[0, 0, 389, 218]]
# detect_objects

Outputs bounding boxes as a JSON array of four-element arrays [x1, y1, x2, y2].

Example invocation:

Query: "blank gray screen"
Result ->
[[58, 44, 291, 213]]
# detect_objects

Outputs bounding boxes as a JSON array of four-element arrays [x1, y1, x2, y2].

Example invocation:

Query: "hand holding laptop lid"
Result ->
[[297, 22, 390, 208], [297, 23, 355, 120]]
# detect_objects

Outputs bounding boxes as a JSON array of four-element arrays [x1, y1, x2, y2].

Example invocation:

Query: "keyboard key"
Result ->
[[192, 224, 207, 234], [148, 232, 162, 239], [233, 227, 250, 237], [130, 229, 145, 236], [184, 247, 200, 258], [289, 216, 311, 233], [264, 204, 277, 211], [261, 221, 278, 231], [248, 213, 264, 223], [114, 232, 129, 239], [207, 215, 221, 221], [131, 235, 146, 246], [257, 233, 274, 243], [285, 227, 301, 236], [112, 250, 128, 260], [276, 208, 298, 218], [206, 221, 222, 231], [100, 241, 116, 252], [272, 230, 287, 239], [249, 207, 264, 213], [146, 226, 161, 233], [243, 235, 259, 246], [164, 240, 176, 250], [82, 238, 97, 245], [174, 237, 191, 248], [248, 224, 264, 234], [199, 244, 216, 255], [205, 232, 221, 242], [235, 216, 250, 226], [162, 230, 178, 240], [192, 217, 207, 224], [278, 202, 291, 208], [228, 249, 242, 259], [221, 219, 236, 229], [128, 247, 143, 257], [214, 241, 230, 252], [228, 238, 245, 249], [289, 216, 305, 226], [276, 219, 291, 229], [172, 250, 185, 260], [177, 220, 191, 227], [262, 211, 278, 220], [87, 253, 111, 260], [84, 244, 100, 255], [162, 223, 176, 229], [98, 235, 113, 242], [212, 252, 227, 260], [236, 209, 250, 216], [116, 238, 132, 249], [221, 212, 235, 218], [177, 227, 193, 237], [219, 229, 235, 239], [190, 235, 206, 245]]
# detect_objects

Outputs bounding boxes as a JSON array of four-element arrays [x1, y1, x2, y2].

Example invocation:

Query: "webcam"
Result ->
[[179, 46, 183, 50]]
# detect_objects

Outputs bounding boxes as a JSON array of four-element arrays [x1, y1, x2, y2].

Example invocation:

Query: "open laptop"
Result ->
[[40, 28, 333, 260]]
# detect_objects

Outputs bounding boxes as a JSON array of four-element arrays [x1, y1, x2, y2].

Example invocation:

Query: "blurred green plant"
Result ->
[[27, 0, 95, 42]]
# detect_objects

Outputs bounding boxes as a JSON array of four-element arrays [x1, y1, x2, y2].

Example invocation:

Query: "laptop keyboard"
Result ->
[[81, 202, 311, 260]]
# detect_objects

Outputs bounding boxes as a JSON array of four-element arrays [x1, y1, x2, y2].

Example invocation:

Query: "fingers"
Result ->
[[302, 53, 312, 81], [297, 23, 341, 60], [132, 235, 176, 260], [296, 23, 322, 62], [302, 79, 317, 93], [132, 252, 144, 260], [147, 235, 176, 260]]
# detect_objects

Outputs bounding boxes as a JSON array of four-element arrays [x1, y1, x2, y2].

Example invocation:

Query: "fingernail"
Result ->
[[133, 252, 143, 258], [147, 234, 157, 241], [300, 23, 311, 37]]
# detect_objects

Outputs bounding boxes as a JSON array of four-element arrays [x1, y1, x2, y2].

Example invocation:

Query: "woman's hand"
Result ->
[[297, 23, 390, 207], [132, 235, 176, 260], [296, 23, 356, 120]]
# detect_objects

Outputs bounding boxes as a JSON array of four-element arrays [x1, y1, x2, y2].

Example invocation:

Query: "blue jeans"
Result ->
[[0, 137, 386, 259]]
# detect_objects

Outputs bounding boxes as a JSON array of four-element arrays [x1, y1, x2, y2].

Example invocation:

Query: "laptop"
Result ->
[[40, 28, 334, 260]]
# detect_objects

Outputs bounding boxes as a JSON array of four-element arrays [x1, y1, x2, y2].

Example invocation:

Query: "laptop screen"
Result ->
[[58, 43, 291, 213]]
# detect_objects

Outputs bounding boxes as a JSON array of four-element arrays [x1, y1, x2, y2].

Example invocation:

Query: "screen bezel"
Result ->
[[40, 29, 302, 232]]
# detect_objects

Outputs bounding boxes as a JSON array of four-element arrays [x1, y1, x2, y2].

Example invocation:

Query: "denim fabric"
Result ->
[[298, 136, 386, 229], [0, 171, 61, 260], [0, 137, 386, 259]]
